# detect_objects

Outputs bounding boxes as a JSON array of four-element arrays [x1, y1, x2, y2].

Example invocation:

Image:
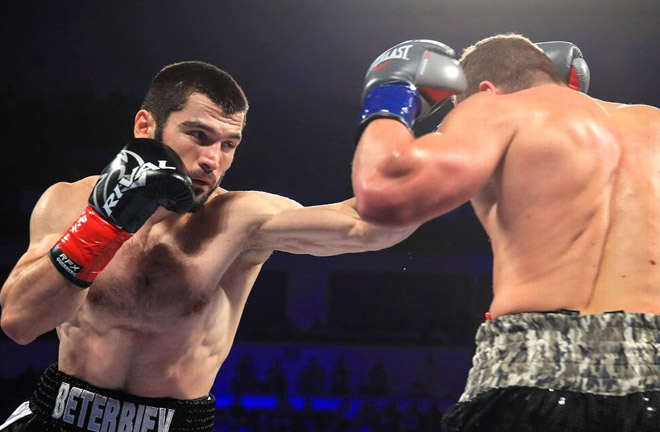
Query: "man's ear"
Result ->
[[478, 81, 500, 94], [134, 110, 157, 138]]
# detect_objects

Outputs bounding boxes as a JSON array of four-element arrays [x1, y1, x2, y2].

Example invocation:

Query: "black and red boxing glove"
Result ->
[[49, 138, 194, 287], [537, 41, 590, 93], [358, 39, 466, 138]]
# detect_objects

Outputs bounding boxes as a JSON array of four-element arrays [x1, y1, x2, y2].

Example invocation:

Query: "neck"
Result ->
[[147, 207, 178, 226]]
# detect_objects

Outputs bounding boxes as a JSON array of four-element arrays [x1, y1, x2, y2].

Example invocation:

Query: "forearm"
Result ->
[[317, 198, 417, 255], [352, 120, 428, 226], [0, 253, 87, 344], [354, 119, 417, 179], [259, 197, 416, 256]]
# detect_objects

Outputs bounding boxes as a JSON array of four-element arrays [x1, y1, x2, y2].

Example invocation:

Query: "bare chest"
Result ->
[[86, 228, 230, 320]]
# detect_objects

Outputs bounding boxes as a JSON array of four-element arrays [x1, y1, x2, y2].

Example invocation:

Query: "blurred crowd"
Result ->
[[215, 395, 446, 432]]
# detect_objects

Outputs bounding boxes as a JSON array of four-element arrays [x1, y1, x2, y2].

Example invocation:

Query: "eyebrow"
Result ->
[[180, 120, 242, 141]]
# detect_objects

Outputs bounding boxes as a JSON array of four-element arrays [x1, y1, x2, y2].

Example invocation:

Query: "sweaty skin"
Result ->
[[353, 83, 660, 318], [0, 93, 416, 399]]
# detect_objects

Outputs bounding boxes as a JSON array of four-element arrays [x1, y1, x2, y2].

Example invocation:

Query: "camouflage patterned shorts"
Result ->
[[459, 311, 660, 402]]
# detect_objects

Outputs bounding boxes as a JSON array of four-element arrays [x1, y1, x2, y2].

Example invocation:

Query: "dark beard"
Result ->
[[153, 127, 225, 213], [154, 126, 164, 143], [188, 173, 224, 213]]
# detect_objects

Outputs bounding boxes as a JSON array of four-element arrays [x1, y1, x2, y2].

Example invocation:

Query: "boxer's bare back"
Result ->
[[355, 85, 660, 318]]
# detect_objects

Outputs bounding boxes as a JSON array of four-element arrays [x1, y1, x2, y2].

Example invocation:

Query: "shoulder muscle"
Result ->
[[29, 179, 94, 248]]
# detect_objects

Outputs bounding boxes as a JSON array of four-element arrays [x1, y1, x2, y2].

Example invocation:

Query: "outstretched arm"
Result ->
[[247, 194, 418, 257]]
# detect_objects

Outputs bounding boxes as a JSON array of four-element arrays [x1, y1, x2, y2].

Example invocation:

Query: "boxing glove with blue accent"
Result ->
[[358, 39, 467, 137]]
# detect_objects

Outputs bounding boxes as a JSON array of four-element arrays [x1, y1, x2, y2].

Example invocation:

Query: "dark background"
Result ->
[[0, 0, 659, 423], [2, 0, 659, 201]]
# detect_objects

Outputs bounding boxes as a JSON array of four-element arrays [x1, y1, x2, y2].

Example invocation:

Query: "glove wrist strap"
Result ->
[[360, 82, 421, 130], [49, 206, 132, 288]]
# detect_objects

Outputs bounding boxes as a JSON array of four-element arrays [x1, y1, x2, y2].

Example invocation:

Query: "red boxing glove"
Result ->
[[50, 207, 132, 287], [49, 138, 194, 288]]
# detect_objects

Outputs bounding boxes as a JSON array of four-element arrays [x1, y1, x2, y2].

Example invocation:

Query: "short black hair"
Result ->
[[141, 61, 249, 134]]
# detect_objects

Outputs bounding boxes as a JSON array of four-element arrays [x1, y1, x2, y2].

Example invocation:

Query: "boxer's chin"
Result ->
[[188, 175, 223, 213], [188, 188, 213, 213]]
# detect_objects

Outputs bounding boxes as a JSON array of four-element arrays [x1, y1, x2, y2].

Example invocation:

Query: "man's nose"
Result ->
[[198, 145, 221, 173]]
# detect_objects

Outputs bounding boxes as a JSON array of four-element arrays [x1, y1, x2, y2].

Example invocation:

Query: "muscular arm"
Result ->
[[352, 93, 515, 227], [0, 182, 91, 344], [247, 194, 417, 256]]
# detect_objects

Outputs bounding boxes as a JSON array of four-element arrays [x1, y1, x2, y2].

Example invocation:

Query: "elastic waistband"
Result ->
[[460, 311, 660, 401], [478, 310, 660, 341], [29, 363, 215, 432]]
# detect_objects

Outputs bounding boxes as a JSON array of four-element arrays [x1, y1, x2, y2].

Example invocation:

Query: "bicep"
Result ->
[[429, 111, 510, 197], [412, 99, 514, 212], [23, 183, 88, 263], [0, 184, 76, 306]]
